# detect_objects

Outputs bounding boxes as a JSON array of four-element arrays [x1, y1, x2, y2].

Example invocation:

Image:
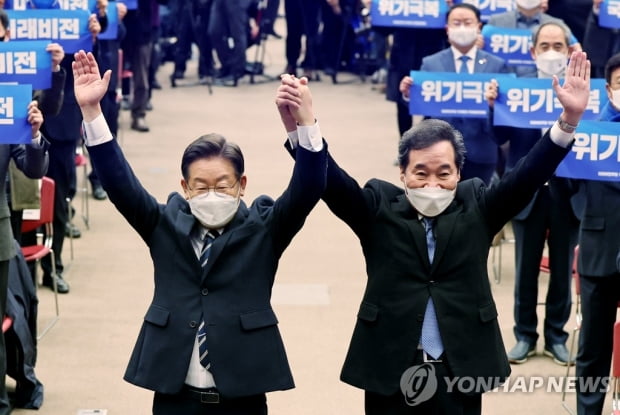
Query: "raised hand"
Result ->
[[275, 75, 315, 128], [27, 100, 43, 139], [552, 51, 591, 126], [72, 50, 112, 121], [46, 43, 64, 71]]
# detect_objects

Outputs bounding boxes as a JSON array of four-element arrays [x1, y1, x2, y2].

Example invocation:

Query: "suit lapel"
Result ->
[[200, 200, 250, 282], [443, 49, 457, 72], [431, 205, 459, 272], [394, 195, 432, 270], [473, 50, 489, 73]]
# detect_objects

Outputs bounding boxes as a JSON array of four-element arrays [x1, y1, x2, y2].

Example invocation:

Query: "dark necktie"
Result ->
[[197, 230, 217, 368], [458, 55, 471, 74], [421, 218, 444, 359]]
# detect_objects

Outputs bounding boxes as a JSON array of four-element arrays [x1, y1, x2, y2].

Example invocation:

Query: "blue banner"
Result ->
[[408, 71, 514, 117], [98, 1, 119, 40], [482, 25, 535, 67], [370, 0, 449, 28], [493, 78, 608, 128], [0, 41, 51, 89], [6, 9, 93, 53], [454, 0, 514, 22], [598, 0, 620, 29], [556, 121, 620, 181], [118, 0, 136, 10], [4, 0, 61, 9], [0, 84, 34, 145]]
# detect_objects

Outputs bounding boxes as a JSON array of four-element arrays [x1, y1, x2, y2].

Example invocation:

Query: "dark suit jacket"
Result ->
[[319, 131, 569, 395], [88, 139, 326, 397], [420, 48, 508, 164]]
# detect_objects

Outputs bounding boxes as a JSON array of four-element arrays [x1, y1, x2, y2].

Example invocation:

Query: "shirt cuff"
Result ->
[[549, 121, 574, 148], [31, 132, 42, 146], [83, 113, 114, 146], [287, 130, 299, 149], [297, 121, 323, 152]]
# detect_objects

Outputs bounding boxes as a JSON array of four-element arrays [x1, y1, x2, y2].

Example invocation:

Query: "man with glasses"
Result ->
[[72, 50, 327, 414]]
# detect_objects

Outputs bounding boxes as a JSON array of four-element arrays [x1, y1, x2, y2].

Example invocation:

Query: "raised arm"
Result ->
[[72, 50, 112, 121]]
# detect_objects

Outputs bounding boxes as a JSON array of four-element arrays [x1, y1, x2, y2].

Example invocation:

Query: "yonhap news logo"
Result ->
[[400, 363, 438, 406], [399, 364, 611, 406]]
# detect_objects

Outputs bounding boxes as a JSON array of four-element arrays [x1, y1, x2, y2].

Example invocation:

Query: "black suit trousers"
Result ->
[[511, 185, 578, 346], [153, 390, 267, 415], [576, 274, 620, 415]]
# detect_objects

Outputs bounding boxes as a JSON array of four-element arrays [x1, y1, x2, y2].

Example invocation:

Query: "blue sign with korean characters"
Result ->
[[493, 77, 608, 128], [369, 0, 449, 28], [57, 0, 119, 40], [0, 40, 51, 89], [556, 121, 620, 181], [599, 0, 620, 29], [454, 0, 514, 22], [0, 84, 34, 144], [408, 71, 514, 118], [6, 9, 93, 53], [482, 25, 534, 66]]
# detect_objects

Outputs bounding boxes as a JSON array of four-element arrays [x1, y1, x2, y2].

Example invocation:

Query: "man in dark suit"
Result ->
[[400, 3, 508, 185], [279, 49, 590, 413], [572, 52, 620, 415], [485, 22, 579, 367], [73, 50, 326, 414]]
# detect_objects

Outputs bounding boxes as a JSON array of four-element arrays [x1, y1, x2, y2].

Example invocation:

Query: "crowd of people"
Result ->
[[0, 0, 619, 414]]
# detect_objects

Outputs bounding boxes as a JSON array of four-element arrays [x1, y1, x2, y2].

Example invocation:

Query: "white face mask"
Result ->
[[188, 191, 240, 229], [611, 88, 620, 110], [516, 0, 541, 10], [448, 26, 478, 48], [405, 187, 456, 217], [535, 50, 568, 78]]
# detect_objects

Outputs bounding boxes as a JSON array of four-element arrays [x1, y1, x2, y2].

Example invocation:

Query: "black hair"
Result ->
[[398, 119, 466, 170], [181, 133, 244, 181]]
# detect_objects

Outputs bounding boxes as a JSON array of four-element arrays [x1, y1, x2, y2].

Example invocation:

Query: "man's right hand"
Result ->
[[276, 75, 315, 128], [399, 76, 413, 98], [72, 50, 111, 122]]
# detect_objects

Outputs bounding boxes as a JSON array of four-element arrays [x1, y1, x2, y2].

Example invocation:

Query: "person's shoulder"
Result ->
[[366, 178, 402, 197], [421, 48, 451, 66], [486, 10, 515, 25]]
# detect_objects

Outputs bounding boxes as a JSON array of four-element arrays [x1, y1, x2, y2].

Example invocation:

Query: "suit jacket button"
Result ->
[[202, 288, 209, 295], [189, 321, 197, 328]]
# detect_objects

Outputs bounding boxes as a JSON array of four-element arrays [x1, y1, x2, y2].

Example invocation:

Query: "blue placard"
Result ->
[[370, 0, 449, 28], [118, 0, 136, 10], [4, 0, 61, 9], [6, 9, 93, 53], [0, 41, 51, 89], [599, 0, 620, 29], [408, 71, 514, 117], [0, 84, 34, 145], [493, 78, 608, 128], [98, 1, 119, 40], [556, 121, 620, 181], [454, 0, 514, 22], [482, 25, 534, 67]]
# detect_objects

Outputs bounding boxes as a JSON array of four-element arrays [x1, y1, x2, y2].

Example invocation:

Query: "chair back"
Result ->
[[21, 176, 55, 234]]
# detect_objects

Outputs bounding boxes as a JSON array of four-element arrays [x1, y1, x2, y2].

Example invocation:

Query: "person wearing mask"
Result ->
[[572, 52, 620, 415], [486, 21, 580, 366], [72, 50, 327, 414], [279, 50, 591, 414], [400, 3, 508, 185], [486, 0, 582, 77]]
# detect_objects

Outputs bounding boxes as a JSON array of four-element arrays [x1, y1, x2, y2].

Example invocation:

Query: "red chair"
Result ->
[[2, 316, 13, 333], [20, 176, 60, 340]]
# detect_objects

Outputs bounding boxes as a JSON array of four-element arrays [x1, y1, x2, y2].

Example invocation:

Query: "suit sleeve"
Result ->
[[284, 141, 377, 239], [269, 142, 327, 255], [482, 129, 571, 231]]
